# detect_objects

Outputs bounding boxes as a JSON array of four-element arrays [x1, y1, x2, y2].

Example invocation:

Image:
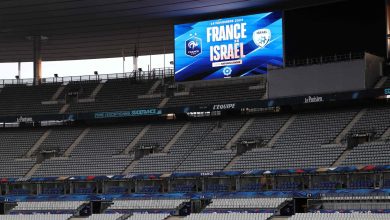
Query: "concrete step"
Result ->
[[90, 83, 104, 98], [147, 80, 162, 94], [163, 122, 191, 153], [64, 128, 90, 157], [51, 85, 66, 101], [271, 216, 290, 220], [158, 97, 170, 108], [226, 118, 254, 149], [123, 125, 151, 154], [164, 216, 185, 220], [332, 147, 352, 167], [374, 76, 388, 88], [223, 154, 241, 171], [334, 108, 367, 143], [25, 129, 52, 158], [267, 115, 296, 147], [59, 104, 70, 114], [24, 163, 42, 178], [122, 160, 140, 175], [381, 126, 390, 139]]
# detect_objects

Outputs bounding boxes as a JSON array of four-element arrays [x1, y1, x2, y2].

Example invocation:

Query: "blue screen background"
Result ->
[[174, 11, 283, 82]]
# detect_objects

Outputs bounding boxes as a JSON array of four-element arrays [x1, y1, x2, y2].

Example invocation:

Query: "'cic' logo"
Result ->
[[185, 34, 202, 57], [223, 67, 232, 77]]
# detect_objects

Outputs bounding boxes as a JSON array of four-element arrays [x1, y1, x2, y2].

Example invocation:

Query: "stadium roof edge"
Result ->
[[0, 0, 341, 63]]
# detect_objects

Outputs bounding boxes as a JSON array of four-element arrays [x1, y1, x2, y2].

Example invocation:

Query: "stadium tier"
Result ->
[[0, 85, 389, 179], [0, 0, 388, 218], [0, 215, 72, 220], [0, 76, 266, 117], [288, 213, 390, 220], [184, 213, 273, 220], [0, 64, 387, 217]]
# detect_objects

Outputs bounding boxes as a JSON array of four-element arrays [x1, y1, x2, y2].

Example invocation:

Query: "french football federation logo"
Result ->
[[253, 29, 271, 48], [185, 35, 202, 57]]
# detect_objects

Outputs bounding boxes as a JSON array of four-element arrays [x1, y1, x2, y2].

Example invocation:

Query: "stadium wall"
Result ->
[[268, 59, 367, 98], [365, 53, 384, 88]]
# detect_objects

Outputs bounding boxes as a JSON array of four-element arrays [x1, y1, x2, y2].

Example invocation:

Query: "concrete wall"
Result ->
[[365, 53, 384, 88], [268, 59, 366, 99]]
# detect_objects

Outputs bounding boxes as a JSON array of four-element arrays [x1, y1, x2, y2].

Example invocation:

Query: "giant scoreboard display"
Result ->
[[174, 11, 284, 82]]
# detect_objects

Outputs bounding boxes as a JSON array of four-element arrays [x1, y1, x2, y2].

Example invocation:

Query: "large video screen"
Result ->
[[174, 11, 283, 82]]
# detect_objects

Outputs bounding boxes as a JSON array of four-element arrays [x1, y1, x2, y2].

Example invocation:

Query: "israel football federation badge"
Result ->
[[253, 29, 271, 48], [185, 35, 202, 57]]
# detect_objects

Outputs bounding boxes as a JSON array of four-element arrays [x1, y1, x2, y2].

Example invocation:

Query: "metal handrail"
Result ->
[[284, 52, 365, 68], [0, 52, 366, 85], [0, 68, 175, 86]]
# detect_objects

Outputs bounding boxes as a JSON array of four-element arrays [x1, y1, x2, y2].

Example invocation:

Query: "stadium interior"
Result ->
[[0, 0, 390, 219]]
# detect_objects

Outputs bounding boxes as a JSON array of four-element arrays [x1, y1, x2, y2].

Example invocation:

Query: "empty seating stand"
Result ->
[[0, 84, 61, 116], [205, 197, 289, 210], [0, 214, 72, 220], [34, 123, 144, 177], [33, 127, 85, 156], [1, 103, 390, 178], [128, 213, 170, 220], [66, 79, 162, 113], [289, 213, 390, 220], [342, 141, 390, 166], [107, 199, 188, 211], [174, 118, 246, 173], [59, 80, 99, 100], [0, 128, 45, 178], [10, 201, 86, 214], [230, 109, 357, 171], [166, 80, 265, 107], [184, 213, 273, 220], [86, 214, 123, 220], [348, 106, 390, 138]]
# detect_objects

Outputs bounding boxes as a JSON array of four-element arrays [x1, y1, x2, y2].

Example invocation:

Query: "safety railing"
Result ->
[[284, 52, 365, 68], [0, 68, 175, 86]]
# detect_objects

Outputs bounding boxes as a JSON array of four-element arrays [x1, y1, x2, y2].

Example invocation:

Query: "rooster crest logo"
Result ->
[[185, 34, 202, 57]]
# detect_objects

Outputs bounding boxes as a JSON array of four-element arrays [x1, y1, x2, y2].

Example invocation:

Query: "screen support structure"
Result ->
[[386, 0, 390, 62]]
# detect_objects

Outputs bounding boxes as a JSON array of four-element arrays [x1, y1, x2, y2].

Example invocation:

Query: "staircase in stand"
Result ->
[[334, 108, 367, 144], [267, 115, 296, 147], [24, 163, 42, 178], [225, 118, 254, 149], [163, 122, 191, 153], [122, 160, 140, 175], [90, 82, 105, 98], [122, 125, 151, 155], [25, 129, 52, 158], [331, 147, 352, 167], [223, 154, 240, 171], [63, 128, 90, 157]]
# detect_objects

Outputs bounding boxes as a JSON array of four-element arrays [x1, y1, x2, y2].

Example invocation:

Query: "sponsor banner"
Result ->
[[304, 96, 324, 104], [94, 109, 162, 119], [0, 87, 388, 123], [212, 103, 236, 110], [174, 12, 284, 82]]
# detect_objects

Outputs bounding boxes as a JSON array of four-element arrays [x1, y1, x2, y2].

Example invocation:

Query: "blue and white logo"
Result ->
[[185, 35, 202, 57], [253, 29, 271, 48], [223, 67, 232, 77]]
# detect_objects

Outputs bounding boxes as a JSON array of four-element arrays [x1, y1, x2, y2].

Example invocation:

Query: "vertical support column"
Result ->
[[33, 36, 42, 85], [133, 56, 138, 71], [386, 0, 390, 61], [17, 61, 21, 79]]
